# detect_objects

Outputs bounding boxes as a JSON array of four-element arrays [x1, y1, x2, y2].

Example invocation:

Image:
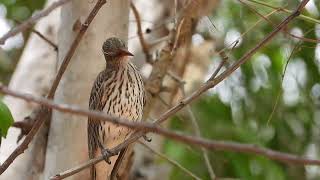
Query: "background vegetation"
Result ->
[[164, 0, 320, 180]]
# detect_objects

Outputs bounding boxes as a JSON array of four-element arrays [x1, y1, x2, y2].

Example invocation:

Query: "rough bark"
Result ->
[[0, 0, 59, 179], [42, 0, 130, 179]]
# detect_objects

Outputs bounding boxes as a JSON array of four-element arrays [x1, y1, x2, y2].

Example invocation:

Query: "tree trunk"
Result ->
[[43, 0, 130, 179], [0, 0, 59, 179]]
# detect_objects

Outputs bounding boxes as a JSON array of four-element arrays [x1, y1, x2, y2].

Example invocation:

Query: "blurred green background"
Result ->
[[164, 0, 320, 180], [0, 0, 320, 180]]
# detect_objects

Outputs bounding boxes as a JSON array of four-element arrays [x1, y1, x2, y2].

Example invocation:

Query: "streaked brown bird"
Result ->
[[88, 37, 145, 180]]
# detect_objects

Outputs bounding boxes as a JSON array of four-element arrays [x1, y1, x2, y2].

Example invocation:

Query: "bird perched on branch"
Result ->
[[88, 37, 145, 180]]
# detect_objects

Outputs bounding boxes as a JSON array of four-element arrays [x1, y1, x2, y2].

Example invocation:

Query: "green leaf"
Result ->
[[0, 100, 14, 138]]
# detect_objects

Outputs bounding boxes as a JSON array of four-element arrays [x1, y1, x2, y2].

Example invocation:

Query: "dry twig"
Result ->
[[14, 19, 58, 50], [1, 0, 311, 178], [246, 0, 320, 24], [30, 29, 58, 50], [130, 2, 152, 64], [239, 0, 320, 43], [0, 0, 71, 45]]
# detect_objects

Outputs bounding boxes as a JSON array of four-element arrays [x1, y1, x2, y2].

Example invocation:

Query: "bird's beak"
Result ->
[[118, 48, 134, 57]]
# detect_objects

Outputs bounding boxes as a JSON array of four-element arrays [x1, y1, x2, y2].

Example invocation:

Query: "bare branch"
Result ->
[[47, 0, 107, 98], [14, 19, 58, 50], [130, 2, 152, 64], [0, 0, 107, 174], [30, 29, 58, 50], [0, 0, 71, 45], [246, 0, 320, 24], [239, 0, 320, 43], [266, 37, 305, 124]]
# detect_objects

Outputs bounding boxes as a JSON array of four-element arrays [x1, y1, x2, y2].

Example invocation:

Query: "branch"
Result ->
[[267, 38, 304, 124], [246, 0, 320, 24], [130, 2, 152, 64], [0, 0, 72, 45], [14, 19, 58, 50], [30, 29, 59, 50], [0, 0, 107, 175], [239, 0, 320, 43], [47, 0, 107, 98]]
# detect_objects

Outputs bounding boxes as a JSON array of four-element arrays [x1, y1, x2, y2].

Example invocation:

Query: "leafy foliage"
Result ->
[[164, 0, 320, 179]]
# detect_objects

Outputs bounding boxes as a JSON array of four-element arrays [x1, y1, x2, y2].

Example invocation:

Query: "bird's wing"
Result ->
[[88, 71, 110, 180]]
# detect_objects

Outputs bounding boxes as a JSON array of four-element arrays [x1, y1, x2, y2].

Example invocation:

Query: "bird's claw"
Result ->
[[101, 148, 112, 164], [143, 134, 152, 142]]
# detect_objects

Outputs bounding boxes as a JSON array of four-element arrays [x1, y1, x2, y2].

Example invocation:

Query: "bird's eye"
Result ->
[[102, 49, 110, 55]]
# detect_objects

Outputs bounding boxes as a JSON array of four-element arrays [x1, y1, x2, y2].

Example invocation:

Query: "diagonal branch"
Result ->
[[246, 0, 320, 24], [239, 0, 320, 43], [130, 2, 152, 64], [0, 0, 107, 175], [14, 19, 59, 50], [0, 0, 72, 45]]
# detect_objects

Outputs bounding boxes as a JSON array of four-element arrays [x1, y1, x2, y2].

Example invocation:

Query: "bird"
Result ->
[[88, 37, 145, 180]]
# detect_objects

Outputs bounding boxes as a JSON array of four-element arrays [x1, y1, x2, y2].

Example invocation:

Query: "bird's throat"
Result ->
[[105, 57, 129, 70]]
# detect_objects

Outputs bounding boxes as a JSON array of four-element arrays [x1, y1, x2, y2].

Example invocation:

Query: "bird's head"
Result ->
[[102, 37, 133, 63]]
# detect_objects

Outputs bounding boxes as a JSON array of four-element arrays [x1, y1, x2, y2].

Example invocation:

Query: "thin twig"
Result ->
[[174, 0, 178, 26], [12, 121, 32, 131], [0, 0, 108, 175], [130, 2, 152, 64], [181, 88, 216, 179], [239, 0, 320, 43], [215, 9, 278, 57], [0, 0, 71, 45], [169, 58, 228, 179], [171, 18, 185, 55], [266, 40, 302, 125], [14, 19, 59, 50], [208, 51, 228, 81], [47, 0, 107, 98], [167, 71, 186, 85], [31, 29, 58, 50], [138, 141, 202, 180], [246, 0, 320, 24]]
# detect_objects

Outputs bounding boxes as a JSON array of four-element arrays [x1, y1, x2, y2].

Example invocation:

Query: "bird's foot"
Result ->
[[101, 148, 113, 164], [143, 134, 152, 142]]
